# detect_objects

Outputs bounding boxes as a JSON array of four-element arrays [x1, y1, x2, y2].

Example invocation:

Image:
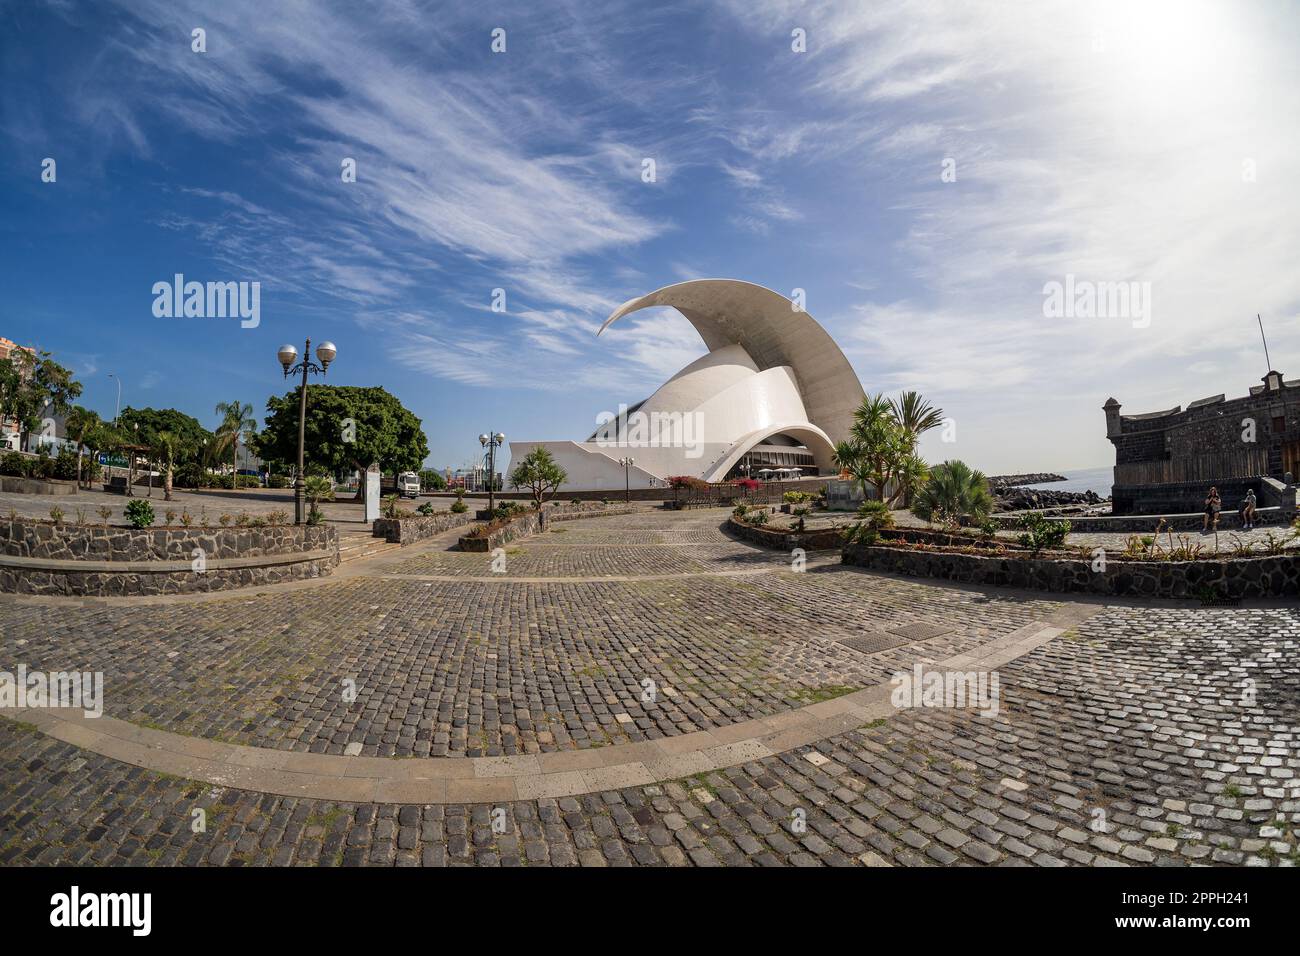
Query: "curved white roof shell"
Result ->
[[510, 279, 865, 490], [601, 279, 866, 442]]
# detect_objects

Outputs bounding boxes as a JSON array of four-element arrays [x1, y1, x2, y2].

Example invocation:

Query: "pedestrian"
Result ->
[[1239, 488, 1257, 530], [1202, 486, 1221, 533]]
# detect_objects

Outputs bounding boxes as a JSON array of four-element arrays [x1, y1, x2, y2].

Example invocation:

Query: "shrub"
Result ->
[[267, 474, 290, 489], [218, 513, 232, 527], [124, 498, 155, 529], [164, 508, 177, 526], [53, 448, 79, 481], [417, 502, 435, 516], [911, 460, 993, 525], [97, 506, 113, 525], [450, 500, 468, 514], [1016, 512, 1070, 552], [746, 508, 769, 526], [49, 506, 65, 523], [267, 509, 289, 525], [843, 499, 894, 545], [732, 503, 749, 518], [0, 452, 27, 477], [180, 511, 194, 528]]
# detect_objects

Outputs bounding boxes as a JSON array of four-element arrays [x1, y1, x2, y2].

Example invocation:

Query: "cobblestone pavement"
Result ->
[[1, 508, 1296, 865]]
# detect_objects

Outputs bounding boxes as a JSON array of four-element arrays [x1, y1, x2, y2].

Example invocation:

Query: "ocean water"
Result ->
[[1022, 466, 1113, 498]]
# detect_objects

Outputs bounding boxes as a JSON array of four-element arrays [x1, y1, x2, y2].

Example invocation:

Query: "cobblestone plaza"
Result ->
[[2, 508, 1295, 868]]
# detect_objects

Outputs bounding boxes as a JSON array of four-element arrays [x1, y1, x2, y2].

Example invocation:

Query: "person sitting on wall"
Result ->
[[1202, 486, 1221, 533], [1239, 489, 1258, 531]]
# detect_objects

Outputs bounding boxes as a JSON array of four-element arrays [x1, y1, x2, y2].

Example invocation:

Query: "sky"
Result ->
[[2, 0, 1298, 476]]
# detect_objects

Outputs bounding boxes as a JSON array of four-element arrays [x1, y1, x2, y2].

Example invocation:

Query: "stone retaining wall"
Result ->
[[842, 542, 1299, 600], [373, 511, 473, 544], [990, 508, 1284, 533], [0, 518, 337, 596], [726, 516, 844, 551], [0, 477, 77, 496], [459, 510, 545, 552]]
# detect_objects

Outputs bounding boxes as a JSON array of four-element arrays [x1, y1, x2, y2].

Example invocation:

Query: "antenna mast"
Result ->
[[1257, 314, 1272, 371]]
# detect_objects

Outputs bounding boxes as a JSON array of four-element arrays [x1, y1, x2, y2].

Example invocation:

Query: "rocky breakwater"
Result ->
[[987, 473, 1068, 489], [987, 473, 1106, 512]]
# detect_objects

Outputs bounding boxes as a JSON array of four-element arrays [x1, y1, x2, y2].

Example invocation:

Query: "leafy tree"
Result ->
[[910, 460, 994, 527], [418, 468, 446, 491], [0, 349, 83, 449], [118, 407, 209, 493], [254, 385, 429, 504], [214, 400, 257, 480], [835, 394, 912, 505], [509, 447, 567, 510]]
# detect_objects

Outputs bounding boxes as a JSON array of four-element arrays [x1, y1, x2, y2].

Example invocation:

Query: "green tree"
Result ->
[[910, 460, 994, 527], [63, 405, 102, 487], [835, 394, 912, 505], [302, 474, 335, 523], [214, 400, 257, 483], [509, 447, 568, 510], [888, 391, 945, 507], [418, 468, 446, 491], [0, 349, 83, 449], [254, 385, 429, 505], [118, 407, 209, 492], [888, 390, 946, 442], [151, 430, 185, 501]]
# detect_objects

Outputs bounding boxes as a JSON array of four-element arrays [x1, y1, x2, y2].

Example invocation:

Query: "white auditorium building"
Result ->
[[509, 279, 866, 491]]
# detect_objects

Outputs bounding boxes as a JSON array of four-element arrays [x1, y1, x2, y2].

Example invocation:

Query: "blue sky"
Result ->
[[3, 0, 1299, 475]]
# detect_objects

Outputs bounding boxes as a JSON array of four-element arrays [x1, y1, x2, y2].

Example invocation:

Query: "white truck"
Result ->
[[397, 471, 421, 498]]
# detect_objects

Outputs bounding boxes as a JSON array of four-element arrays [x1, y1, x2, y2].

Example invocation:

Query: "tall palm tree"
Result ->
[[64, 405, 102, 488], [889, 390, 946, 442], [213, 400, 256, 487], [152, 430, 182, 501], [887, 392, 944, 507], [910, 460, 993, 527]]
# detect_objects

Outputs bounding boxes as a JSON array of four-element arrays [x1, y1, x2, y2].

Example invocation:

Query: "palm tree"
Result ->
[[888, 392, 944, 506], [910, 460, 994, 527], [213, 400, 256, 488], [152, 430, 183, 501], [841, 393, 911, 505], [64, 405, 102, 488], [894, 452, 930, 509], [889, 390, 946, 442], [302, 474, 334, 523]]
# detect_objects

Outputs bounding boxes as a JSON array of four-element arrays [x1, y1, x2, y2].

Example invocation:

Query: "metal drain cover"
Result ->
[[886, 621, 953, 641], [835, 631, 909, 655]]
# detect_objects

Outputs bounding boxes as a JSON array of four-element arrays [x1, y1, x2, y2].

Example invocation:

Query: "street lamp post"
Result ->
[[479, 432, 505, 512], [619, 456, 635, 504], [277, 339, 336, 525]]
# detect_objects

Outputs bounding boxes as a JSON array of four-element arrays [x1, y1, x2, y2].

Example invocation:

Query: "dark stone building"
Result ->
[[1105, 370, 1300, 514]]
